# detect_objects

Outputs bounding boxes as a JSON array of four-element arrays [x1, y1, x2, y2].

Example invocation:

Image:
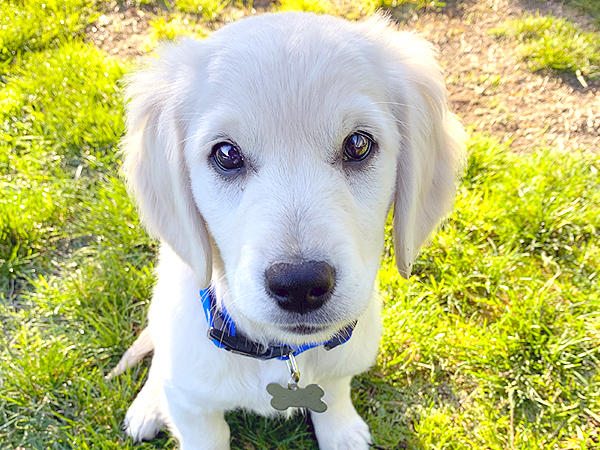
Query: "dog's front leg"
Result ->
[[165, 387, 230, 450], [124, 367, 166, 442], [172, 411, 230, 450], [310, 376, 371, 450]]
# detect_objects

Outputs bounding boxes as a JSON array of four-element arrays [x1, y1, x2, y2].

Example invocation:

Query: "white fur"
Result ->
[[119, 12, 465, 450]]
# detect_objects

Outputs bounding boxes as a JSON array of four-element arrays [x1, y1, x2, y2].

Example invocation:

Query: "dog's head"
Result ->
[[123, 13, 464, 345]]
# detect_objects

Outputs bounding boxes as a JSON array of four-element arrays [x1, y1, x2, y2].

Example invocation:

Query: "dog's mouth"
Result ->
[[281, 324, 329, 335]]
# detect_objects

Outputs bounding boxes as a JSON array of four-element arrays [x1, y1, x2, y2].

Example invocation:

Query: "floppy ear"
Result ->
[[364, 17, 466, 278], [121, 40, 212, 287]]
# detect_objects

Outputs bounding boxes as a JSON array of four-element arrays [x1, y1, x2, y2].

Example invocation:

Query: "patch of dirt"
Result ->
[[85, 0, 600, 153], [85, 2, 153, 57], [84, 1, 254, 57], [413, 0, 600, 153]]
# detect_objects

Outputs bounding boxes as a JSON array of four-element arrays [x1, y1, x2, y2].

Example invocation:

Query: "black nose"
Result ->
[[265, 261, 336, 314]]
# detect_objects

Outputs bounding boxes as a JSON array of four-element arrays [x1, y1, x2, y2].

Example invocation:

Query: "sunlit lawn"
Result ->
[[1, 0, 599, 448]]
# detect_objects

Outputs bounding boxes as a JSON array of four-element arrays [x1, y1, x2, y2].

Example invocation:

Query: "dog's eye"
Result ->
[[342, 132, 374, 162], [212, 142, 245, 172]]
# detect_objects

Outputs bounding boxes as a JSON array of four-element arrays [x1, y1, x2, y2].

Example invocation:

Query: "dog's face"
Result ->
[[184, 21, 400, 344], [123, 13, 464, 345]]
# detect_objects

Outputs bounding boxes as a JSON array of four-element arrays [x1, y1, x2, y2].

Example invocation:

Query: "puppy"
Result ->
[[114, 11, 465, 450]]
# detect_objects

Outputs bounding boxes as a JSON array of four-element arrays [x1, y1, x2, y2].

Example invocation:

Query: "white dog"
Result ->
[[113, 11, 464, 450]]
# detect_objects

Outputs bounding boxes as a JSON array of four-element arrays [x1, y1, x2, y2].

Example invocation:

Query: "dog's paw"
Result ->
[[331, 416, 371, 450], [314, 414, 372, 450], [124, 387, 164, 442]]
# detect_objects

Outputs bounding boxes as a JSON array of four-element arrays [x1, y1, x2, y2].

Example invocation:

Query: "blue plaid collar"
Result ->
[[200, 286, 356, 360]]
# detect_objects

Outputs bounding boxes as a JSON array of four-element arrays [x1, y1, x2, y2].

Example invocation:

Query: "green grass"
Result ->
[[0, 0, 97, 65], [1, 0, 600, 449], [0, 41, 127, 296], [277, 0, 335, 14], [276, 0, 445, 18], [376, 135, 600, 448], [375, 0, 445, 10], [491, 13, 600, 83], [175, 0, 229, 19], [145, 16, 209, 51]]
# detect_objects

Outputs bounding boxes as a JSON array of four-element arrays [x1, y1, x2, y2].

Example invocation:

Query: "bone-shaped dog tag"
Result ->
[[267, 383, 328, 413]]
